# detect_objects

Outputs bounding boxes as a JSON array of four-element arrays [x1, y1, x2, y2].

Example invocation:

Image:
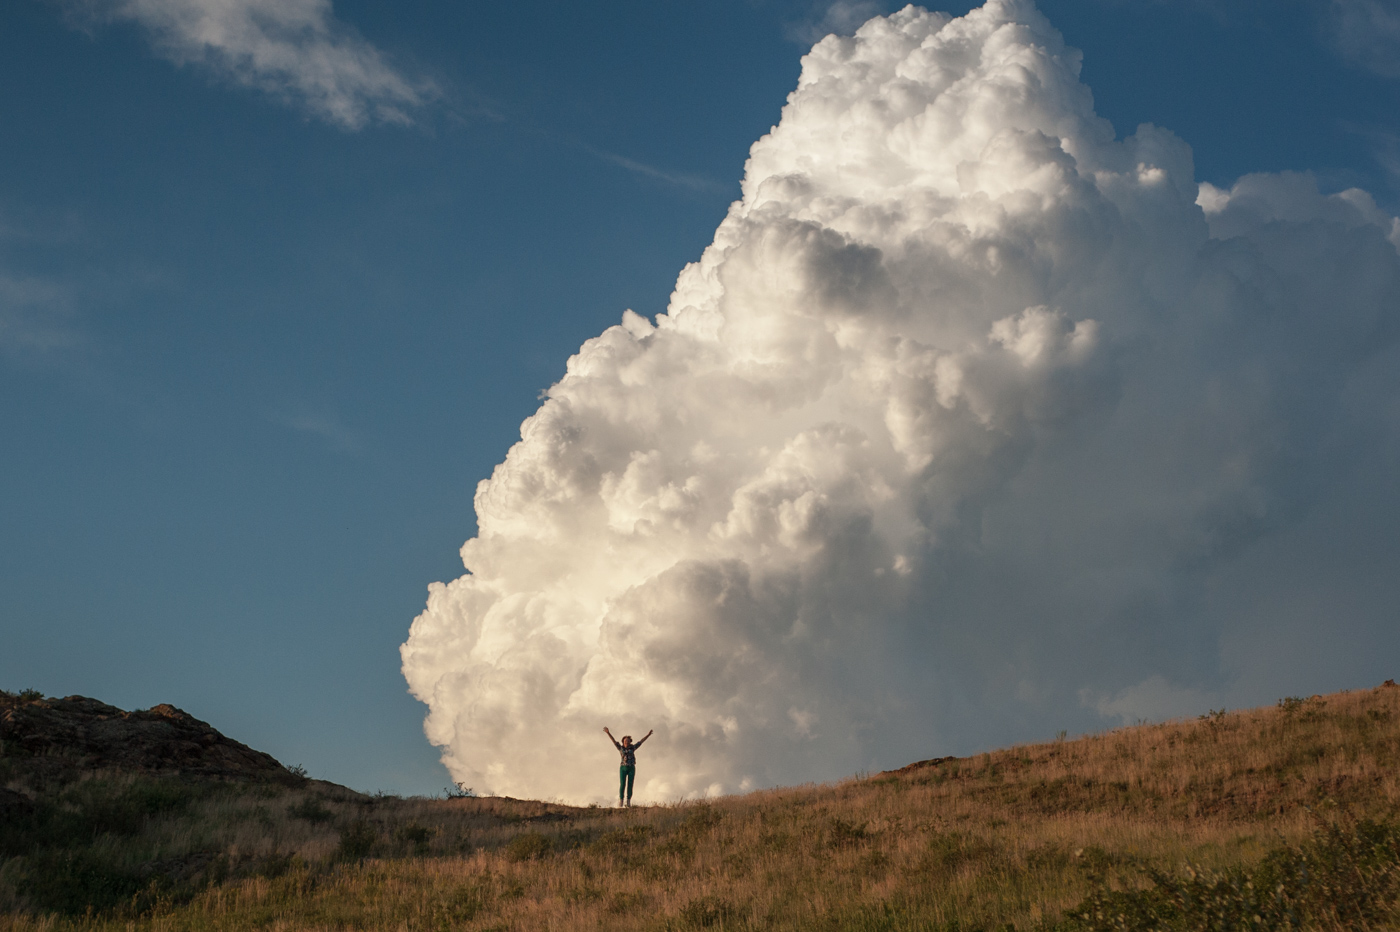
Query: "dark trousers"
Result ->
[[619, 764, 635, 801]]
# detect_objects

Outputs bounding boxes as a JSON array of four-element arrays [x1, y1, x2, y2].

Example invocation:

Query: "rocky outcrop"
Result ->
[[882, 756, 961, 776], [0, 693, 296, 782]]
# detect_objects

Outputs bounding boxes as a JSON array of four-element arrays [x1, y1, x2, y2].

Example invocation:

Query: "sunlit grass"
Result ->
[[3, 684, 1398, 930]]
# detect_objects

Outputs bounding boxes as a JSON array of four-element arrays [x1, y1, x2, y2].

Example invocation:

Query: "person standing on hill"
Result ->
[[604, 726, 652, 807]]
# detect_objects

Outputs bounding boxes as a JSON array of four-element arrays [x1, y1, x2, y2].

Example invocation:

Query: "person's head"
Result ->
[[622, 736, 632, 746]]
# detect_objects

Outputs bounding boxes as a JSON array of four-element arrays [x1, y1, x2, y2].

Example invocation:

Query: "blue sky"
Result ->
[[3, 0, 1398, 796]]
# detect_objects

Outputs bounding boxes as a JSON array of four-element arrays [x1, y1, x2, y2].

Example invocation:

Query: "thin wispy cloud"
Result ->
[[1373, 130, 1400, 188], [1328, 0, 1400, 78], [0, 273, 78, 356], [1342, 122, 1400, 194], [581, 144, 731, 196], [273, 408, 365, 455], [59, 0, 435, 129]]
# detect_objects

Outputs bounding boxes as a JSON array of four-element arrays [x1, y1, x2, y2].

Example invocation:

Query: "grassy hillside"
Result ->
[[3, 683, 1400, 931]]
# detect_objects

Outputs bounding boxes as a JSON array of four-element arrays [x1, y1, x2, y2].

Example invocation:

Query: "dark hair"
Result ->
[[622, 735, 632, 744]]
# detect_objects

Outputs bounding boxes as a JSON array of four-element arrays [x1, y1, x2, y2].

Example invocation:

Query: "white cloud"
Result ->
[[63, 0, 433, 128], [1329, 0, 1400, 78], [1198, 170, 1400, 249], [402, 0, 1400, 804], [786, 1, 888, 45], [1082, 676, 1216, 726]]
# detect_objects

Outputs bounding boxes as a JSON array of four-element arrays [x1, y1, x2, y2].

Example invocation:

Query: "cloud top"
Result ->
[[66, 0, 432, 128], [402, 0, 1400, 803]]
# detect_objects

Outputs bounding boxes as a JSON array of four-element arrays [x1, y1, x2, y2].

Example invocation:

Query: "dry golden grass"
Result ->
[[4, 682, 1399, 931]]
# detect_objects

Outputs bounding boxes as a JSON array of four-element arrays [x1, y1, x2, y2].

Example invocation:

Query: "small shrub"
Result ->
[[658, 836, 695, 859], [1027, 844, 1073, 872], [859, 849, 891, 877], [760, 829, 792, 851], [505, 831, 552, 861], [1073, 845, 1114, 878], [1055, 819, 1400, 931], [16, 849, 145, 916], [680, 804, 723, 835], [287, 797, 334, 824], [591, 825, 652, 857], [678, 895, 737, 928], [722, 851, 750, 877], [827, 817, 870, 848], [62, 778, 195, 838], [608, 890, 646, 914], [433, 883, 487, 925], [918, 832, 1003, 880], [565, 884, 603, 904], [336, 820, 378, 861], [395, 822, 433, 854], [255, 851, 303, 879], [554, 828, 592, 850]]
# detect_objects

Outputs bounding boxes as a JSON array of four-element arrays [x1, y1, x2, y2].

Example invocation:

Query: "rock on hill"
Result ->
[[0, 691, 296, 782]]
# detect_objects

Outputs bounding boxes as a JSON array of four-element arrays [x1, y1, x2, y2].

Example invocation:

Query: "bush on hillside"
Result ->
[[1057, 818, 1400, 931], [336, 820, 378, 861], [506, 831, 553, 861], [287, 796, 334, 824]]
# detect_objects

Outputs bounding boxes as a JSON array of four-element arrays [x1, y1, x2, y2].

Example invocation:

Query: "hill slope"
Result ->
[[3, 683, 1399, 930], [1, 692, 296, 783]]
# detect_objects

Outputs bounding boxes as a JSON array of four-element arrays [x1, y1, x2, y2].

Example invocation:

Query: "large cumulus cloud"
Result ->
[[402, 0, 1400, 803]]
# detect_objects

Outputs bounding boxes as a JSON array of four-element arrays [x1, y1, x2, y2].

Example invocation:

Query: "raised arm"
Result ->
[[603, 726, 621, 750], [632, 729, 655, 748]]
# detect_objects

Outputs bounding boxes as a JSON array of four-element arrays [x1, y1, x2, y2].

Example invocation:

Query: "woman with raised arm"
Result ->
[[603, 726, 653, 807]]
